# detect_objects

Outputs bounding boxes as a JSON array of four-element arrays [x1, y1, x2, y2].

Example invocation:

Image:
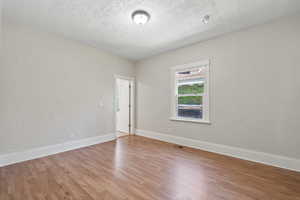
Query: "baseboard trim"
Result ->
[[136, 129, 300, 172], [0, 133, 116, 167]]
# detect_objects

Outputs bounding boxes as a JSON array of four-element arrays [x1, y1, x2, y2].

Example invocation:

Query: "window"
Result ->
[[170, 60, 210, 124]]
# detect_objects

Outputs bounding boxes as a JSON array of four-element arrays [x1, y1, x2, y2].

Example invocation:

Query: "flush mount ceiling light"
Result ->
[[132, 10, 150, 25], [202, 15, 210, 24]]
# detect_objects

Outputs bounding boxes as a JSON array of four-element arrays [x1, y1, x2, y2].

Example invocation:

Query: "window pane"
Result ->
[[178, 106, 202, 119], [178, 96, 203, 119], [178, 96, 202, 105], [178, 83, 204, 94], [175, 65, 207, 120]]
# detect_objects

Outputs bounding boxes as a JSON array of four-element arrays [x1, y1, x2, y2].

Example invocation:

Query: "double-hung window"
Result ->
[[170, 60, 210, 124]]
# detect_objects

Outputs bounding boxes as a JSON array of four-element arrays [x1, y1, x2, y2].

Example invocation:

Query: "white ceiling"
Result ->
[[4, 0, 300, 60]]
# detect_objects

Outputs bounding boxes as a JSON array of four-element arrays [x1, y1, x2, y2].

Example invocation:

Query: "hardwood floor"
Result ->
[[1, 136, 300, 200]]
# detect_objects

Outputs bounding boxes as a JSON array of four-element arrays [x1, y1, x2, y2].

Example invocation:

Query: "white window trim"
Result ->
[[170, 59, 211, 124]]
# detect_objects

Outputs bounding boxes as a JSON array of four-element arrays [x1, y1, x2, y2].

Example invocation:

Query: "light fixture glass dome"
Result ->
[[132, 10, 150, 25]]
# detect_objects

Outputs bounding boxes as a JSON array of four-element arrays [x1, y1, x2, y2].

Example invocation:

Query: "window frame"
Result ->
[[170, 59, 211, 124]]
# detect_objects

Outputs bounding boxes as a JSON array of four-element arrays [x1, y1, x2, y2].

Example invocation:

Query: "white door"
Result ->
[[116, 79, 130, 133]]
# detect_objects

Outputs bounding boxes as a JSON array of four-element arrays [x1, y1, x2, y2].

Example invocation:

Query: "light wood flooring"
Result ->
[[1, 135, 300, 200]]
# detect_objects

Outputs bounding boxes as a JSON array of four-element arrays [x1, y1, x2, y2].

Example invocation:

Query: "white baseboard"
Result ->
[[136, 129, 300, 172], [0, 133, 116, 167], [116, 131, 129, 137]]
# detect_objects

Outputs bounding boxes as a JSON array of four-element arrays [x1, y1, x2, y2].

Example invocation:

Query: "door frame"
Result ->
[[114, 75, 135, 137]]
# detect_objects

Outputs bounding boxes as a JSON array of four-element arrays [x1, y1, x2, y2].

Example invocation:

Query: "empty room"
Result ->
[[1, 0, 300, 199]]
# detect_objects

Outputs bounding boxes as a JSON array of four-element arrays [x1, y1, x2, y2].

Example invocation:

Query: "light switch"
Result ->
[[99, 101, 104, 107]]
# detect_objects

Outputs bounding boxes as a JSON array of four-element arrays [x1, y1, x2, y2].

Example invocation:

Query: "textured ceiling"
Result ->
[[4, 0, 300, 60]]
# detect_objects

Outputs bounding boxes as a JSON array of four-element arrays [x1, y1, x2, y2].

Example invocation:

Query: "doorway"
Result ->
[[115, 75, 135, 138]]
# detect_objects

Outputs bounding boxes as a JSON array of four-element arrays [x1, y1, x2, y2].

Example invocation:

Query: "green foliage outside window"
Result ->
[[178, 84, 204, 94], [178, 96, 202, 105]]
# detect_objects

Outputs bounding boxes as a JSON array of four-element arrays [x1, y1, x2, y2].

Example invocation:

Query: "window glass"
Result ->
[[175, 67, 206, 119]]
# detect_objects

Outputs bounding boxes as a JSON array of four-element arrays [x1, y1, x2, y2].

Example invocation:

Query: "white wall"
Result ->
[[0, 21, 135, 155], [1, 11, 300, 165], [136, 13, 300, 160], [0, 0, 2, 61]]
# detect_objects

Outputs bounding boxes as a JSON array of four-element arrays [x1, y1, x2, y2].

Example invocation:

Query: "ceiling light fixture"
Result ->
[[202, 15, 210, 24], [132, 10, 150, 25]]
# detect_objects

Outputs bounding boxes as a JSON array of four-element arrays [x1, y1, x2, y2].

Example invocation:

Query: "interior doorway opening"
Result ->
[[115, 75, 135, 138]]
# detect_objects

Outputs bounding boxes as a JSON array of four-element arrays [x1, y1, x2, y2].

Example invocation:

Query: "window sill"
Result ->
[[169, 117, 211, 124]]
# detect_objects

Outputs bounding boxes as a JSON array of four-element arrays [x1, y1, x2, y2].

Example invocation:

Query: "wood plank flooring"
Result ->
[[1, 135, 300, 200]]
